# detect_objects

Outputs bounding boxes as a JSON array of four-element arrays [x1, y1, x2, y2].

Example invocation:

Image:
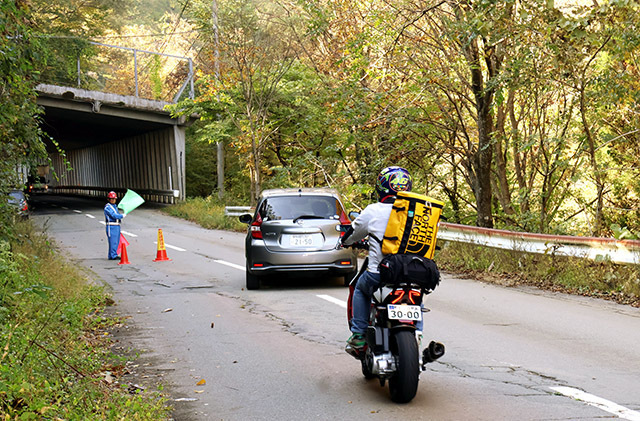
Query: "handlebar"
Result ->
[[338, 238, 369, 250]]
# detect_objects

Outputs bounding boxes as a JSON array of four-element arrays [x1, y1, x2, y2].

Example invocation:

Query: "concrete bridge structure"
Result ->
[[36, 83, 190, 203], [33, 41, 197, 203]]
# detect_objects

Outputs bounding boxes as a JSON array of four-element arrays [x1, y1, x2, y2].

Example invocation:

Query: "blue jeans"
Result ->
[[106, 225, 121, 260], [350, 270, 424, 334]]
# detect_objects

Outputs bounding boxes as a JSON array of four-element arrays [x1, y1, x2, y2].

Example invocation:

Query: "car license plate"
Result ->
[[290, 234, 314, 247], [387, 304, 422, 321]]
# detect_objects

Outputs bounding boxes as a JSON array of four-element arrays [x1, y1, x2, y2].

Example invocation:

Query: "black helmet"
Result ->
[[375, 166, 412, 201]]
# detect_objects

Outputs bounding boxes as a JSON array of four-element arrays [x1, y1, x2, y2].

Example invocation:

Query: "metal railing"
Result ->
[[225, 206, 252, 216], [438, 222, 640, 265], [39, 38, 194, 103]]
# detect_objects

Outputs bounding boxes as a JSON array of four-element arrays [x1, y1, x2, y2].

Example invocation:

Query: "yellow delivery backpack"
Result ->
[[381, 191, 445, 259]]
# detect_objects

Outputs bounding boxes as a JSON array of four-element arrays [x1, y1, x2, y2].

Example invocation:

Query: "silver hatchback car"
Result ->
[[239, 188, 358, 290]]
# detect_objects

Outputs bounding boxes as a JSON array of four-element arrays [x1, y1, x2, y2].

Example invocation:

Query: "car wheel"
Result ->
[[246, 271, 261, 290]]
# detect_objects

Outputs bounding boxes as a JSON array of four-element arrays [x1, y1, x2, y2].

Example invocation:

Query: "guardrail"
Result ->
[[438, 222, 640, 265], [225, 206, 252, 217], [49, 185, 179, 204], [222, 206, 640, 264]]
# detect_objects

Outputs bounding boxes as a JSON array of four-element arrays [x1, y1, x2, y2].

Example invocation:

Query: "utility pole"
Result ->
[[213, 0, 224, 200]]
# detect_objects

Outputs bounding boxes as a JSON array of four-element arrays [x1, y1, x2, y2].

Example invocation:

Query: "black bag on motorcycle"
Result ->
[[378, 253, 440, 290]]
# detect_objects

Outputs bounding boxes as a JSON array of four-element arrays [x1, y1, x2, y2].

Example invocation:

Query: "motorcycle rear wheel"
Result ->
[[388, 330, 419, 403]]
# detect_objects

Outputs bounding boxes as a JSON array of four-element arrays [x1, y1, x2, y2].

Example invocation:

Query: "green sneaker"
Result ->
[[346, 332, 366, 349]]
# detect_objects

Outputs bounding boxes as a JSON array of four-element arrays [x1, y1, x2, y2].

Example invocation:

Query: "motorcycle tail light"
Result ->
[[390, 288, 422, 304], [250, 213, 263, 239], [409, 290, 421, 304], [391, 289, 405, 304]]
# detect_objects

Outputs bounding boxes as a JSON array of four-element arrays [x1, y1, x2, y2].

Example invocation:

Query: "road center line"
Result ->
[[97, 221, 138, 237], [73, 210, 82, 213], [213, 259, 245, 271], [550, 386, 640, 421], [85, 214, 95, 219], [154, 242, 186, 252], [317, 294, 347, 309]]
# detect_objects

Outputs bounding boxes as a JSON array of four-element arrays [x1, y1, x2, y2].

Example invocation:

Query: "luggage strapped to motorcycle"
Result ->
[[377, 191, 444, 291]]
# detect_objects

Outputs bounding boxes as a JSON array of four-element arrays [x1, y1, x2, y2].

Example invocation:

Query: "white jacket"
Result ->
[[343, 201, 393, 273]]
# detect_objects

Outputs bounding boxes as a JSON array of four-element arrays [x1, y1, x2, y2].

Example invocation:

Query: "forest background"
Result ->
[[4, 0, 640, 239]]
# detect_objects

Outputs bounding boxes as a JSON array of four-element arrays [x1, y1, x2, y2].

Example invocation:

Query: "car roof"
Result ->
[[259, 188, 341, 199]]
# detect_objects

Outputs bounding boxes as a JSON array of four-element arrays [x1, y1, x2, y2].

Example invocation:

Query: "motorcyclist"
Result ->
[[341, 166, 412, 350]]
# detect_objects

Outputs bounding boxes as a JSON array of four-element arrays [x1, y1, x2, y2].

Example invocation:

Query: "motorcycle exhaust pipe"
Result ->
[[422, 341, 445, 364]]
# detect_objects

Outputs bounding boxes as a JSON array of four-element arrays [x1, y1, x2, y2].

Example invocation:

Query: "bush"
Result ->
[[0, 221, 170, 419], [163, 196, 248, 232]]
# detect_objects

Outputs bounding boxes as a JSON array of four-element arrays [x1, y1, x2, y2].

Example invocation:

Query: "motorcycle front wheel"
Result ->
[[388, 330, 419, 403]]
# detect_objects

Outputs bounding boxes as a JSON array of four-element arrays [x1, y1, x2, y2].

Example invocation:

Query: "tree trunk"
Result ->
[[580, 86, 605, 236], [494, 92, 515, 216], [464, 37, 495, 228]]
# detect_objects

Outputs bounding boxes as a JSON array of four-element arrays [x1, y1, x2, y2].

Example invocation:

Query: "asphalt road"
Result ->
[[30, 195, 640, 421]]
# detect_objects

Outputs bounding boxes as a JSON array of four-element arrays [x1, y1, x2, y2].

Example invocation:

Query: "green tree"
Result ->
[[0, 0, 48, 237]]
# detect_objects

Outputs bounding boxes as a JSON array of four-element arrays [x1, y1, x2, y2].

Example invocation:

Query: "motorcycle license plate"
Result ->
[[387, 304, 422, 321]]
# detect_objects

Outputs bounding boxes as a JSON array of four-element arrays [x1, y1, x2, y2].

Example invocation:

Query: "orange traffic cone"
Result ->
[[153, 228, 171, 262], [118, 243, 130, 265]]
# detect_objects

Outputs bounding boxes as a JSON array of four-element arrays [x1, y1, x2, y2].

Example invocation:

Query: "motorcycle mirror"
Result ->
[[348, 211, 360, 221]]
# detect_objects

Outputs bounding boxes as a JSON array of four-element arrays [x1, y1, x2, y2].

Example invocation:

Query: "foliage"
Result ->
[[0, 221, 169, 419], [0, 1, 49, 241], [162, 196, 247, 232]]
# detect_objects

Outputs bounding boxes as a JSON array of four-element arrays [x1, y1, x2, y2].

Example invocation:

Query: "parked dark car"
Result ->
[[8, 189, 29, 219], [239, 188, 358, 290]]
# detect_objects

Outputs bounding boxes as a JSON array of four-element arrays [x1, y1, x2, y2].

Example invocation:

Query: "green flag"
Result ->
[[118, 189, 145, 214]]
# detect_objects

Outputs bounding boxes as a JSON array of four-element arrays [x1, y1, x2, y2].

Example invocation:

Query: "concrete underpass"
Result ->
[[36, 84, 192, 203]]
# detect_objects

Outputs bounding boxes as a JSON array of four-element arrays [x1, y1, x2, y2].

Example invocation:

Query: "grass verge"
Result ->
[[162, 196, 247, 232], [0, 221, 170, 419], [436, 240, 640, 307]]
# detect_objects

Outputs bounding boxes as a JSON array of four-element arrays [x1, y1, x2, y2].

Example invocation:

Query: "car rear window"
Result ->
[[259, 196, 345, 221]]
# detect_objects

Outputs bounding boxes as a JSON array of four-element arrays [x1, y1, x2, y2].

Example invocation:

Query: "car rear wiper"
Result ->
[[292, 215, 326, 223]]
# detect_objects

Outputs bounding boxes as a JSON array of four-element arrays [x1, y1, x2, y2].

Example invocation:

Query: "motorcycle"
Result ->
[[342, 239, 445, 403]]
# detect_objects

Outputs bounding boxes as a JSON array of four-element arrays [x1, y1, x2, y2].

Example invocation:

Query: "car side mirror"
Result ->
[[238, 213, 253, 224], [348, 211, 360, 221]]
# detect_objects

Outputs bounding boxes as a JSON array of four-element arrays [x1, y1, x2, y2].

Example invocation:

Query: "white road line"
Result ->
[[73, 210, 82, 213], [86, 214, 95, 219], [550, 386, 640, 421], [213, 259, 245, 271], [317, 294, 347, 309], [154, 242, 186, 252], [97, 222, 138, 237]]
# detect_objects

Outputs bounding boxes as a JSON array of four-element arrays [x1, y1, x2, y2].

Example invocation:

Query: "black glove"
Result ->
[[340, 225, 355, 246]]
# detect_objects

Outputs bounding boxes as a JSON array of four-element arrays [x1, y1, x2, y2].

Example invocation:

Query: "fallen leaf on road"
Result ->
[[196, 379, 206, 385], [193, 390, 204, 394], [162, 308, 173, 313]]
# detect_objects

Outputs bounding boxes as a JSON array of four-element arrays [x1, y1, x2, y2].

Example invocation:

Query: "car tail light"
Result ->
[[250, 213, 263, 239], [338, 211, 350, 237]]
